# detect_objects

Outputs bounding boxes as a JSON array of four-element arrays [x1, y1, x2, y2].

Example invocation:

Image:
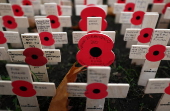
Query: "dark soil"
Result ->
[[1, 0, 170, 111]]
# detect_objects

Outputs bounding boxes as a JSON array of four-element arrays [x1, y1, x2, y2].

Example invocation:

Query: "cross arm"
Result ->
[[0, 81, 14, 95], [145, 79, 170, 94], [124, 28, 141, 41], [67, 83, 129, 98], [113, 3, 125, 14], [8, 49, 61, 64], [119, 12, 133, 24], [164, 7, 170, 19]]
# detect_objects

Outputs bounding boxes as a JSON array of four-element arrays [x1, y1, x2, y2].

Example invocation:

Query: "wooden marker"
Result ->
[[41, 0, 72, 16], [145, 79, 170, 111], [67, 66, 129, 111], [151, 0, 170, 28], [6, 33, 61, 82], [0, 64, 56, 111], [120, 0, 150, 48], [73, 17, 115, 44], [75, 0, 103, 5], [0, 3, 29, 48], [124, 12, 159, 65], [129, 29, 170, 86]]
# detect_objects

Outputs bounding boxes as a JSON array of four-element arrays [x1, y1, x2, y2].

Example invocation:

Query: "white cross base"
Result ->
[[145, 79, 170, 111], [68, 66, 129, 111]]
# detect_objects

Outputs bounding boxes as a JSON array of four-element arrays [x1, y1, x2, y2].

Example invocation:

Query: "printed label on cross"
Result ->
[[73, 17, 115, 44], [0, 64, 56, 111], [7, 33, 61, 82], [67, 66, 129, 111], [129, 29, 170, 86], [145, 79, 170, 111], [41, 0, 72, 16]]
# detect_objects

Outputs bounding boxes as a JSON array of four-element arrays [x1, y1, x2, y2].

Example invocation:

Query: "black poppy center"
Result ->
[[93, 89, 100, 94], [136, 16, 141, 20], [51, 20, 55, 24], [128, 7, 132, 11], [15, 9, 19, 12], [143, 33, 149, 38], [153, 51, 159, 56], [44, 37, 49, 41], [20, 86, 27, 91], [32, 55, 38, 59], [7, 20, 12, 24], [91, 16, 96, 17], [90, 47, 102, 57]]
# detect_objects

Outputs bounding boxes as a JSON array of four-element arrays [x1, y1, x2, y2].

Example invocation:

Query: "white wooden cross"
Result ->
[[113, 0, 136, 34], [145, 78, 170, 111], [67, 66, 129, 111], [119, 0, 150, 48], [8, 0, 35, 17], [75, 4, 107, 16], [35, 18, 68, 49], [124, 12, 159, 65], [41, 0, 72, 16], [73, 17, 115, 44], [35, 3, 71, 32], [108, 0, 126, 6], [129, 29, 170, 86], [0, 64, 56, 111], [151, 0, 170, 28], [0, 3, 29, 48], [7, 32, 61, 82]]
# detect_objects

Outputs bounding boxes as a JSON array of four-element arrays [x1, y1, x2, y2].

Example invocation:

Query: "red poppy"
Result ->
[[130, 11, 145, 25], [153, 0, 163, 3], [57, 5, 62, 16], [47, 15, 60, 29], [162, 3, 170, 14], [39, 32, 55, 46], [23, 48, 47, 66], [79, 5, 107, 31], [84, 83, 108, 99], [76, 32, 115, 66], [145, 45, 166, 62], [22, 0, 32, 5], [12, 80, 36, 97], [117, 0, 126, 3], [165, 84, 170, 95], [0, 31, 7, 44], [137, 28, 154, 43], [2, 16, 17, 29], [12, 5, 24, 16], [124, 3, 135, 12]]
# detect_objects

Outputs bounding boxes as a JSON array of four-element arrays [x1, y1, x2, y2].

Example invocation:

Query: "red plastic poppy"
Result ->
[[124, 3, 135, 12], [22, 0, 32, 5], [84, 83, 108, 99], [130, 11, 145, 25], [2, 16, 17, 29], [39, 32, 55, 46], [47, 15, 60, 28], [57, 5, 62, 16], [145, 45, 166, 62], [12, 80, 36, 97], [162, 3, 170, 14], [0, 31, 7, 44], [79, 5, 107, 31], [137, 28, 153, 43], [23, 48, 47, 66], [12, 5, 24, 16], [153, 0, 163, 3], [117, 0, 126, 3], [165, 83, 170, 95], [76, 32, 115, 66]]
